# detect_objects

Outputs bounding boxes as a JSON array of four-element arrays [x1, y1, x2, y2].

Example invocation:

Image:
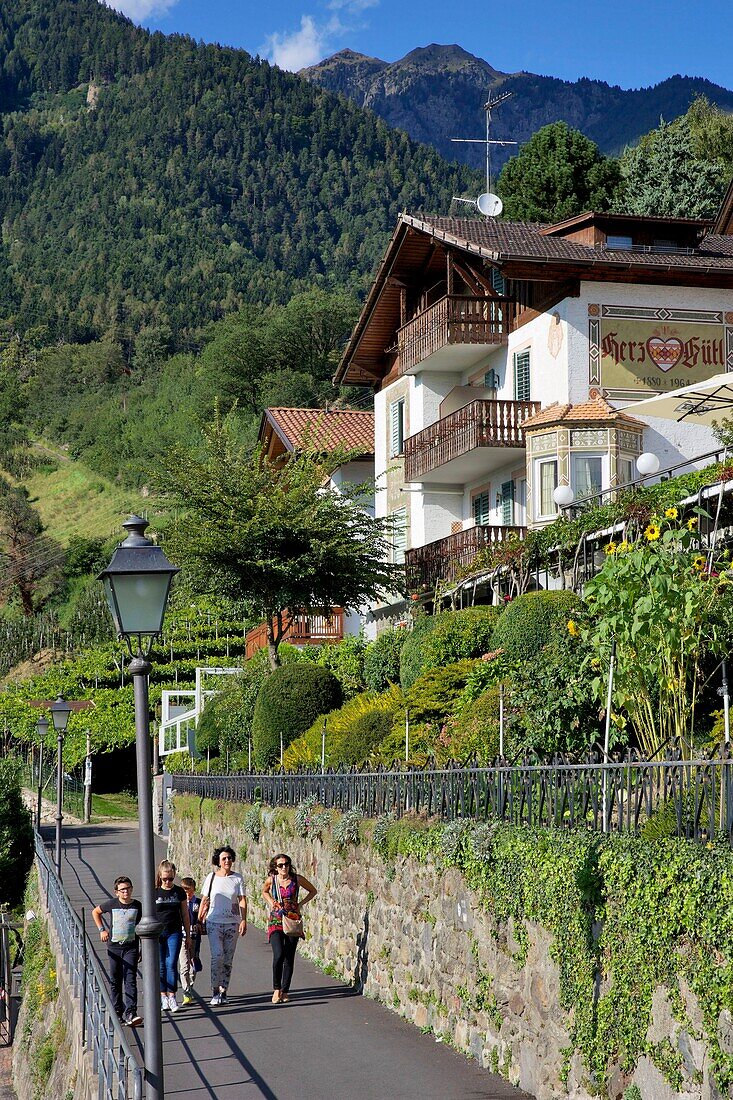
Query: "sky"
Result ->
[[103, 0, 733, 89]]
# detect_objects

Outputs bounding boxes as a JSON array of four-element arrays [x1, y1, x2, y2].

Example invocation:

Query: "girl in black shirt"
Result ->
[[154, 860, 191, 1013]]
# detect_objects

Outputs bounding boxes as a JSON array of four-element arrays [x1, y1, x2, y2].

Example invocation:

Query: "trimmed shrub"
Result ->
[[420, 606, 502, 668], [364, 626, 409, 691], [448, 687, 501, 763], [403, 658, 480, 725], [252, 664, 343, 768], [399, 615, 439, 689], [490, 590, 580, 662], [283, 685, 403, 769]]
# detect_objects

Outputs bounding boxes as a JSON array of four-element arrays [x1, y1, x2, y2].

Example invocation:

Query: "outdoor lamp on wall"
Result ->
[[49, 698, 72, 880], [98, 515, 179, 1100], [553, 484, 575, 509], [35, 715, 49, 833], [636, 452, 660, 477]]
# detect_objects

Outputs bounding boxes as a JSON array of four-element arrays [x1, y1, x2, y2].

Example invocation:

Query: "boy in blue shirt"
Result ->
[[92, 875, 143, 1026], [179, 875, 202, 1005]]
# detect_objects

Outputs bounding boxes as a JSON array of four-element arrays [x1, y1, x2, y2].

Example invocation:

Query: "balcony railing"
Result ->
[[397, 295, 516, 375], [405, 525, 526, 591], [405, 398, 540, 482], [245, 609, 344, 659]]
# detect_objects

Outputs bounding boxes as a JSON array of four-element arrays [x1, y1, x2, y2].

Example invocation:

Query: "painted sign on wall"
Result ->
[[588, 304, 733, 399]]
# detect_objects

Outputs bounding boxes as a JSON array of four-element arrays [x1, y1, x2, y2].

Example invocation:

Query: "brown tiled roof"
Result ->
[[403, 214, 733, 271], [263, 408, 374, 455], [523, 398, 644, 430]]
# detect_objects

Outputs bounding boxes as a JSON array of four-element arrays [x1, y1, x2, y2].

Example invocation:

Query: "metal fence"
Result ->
[[0, 911, 21, 1044], [35, 834, 143, 1100], [173, 748, 733, 843], [22, 761, 84, 820]]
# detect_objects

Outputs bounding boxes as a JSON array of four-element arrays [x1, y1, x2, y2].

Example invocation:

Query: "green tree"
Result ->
[[685, 95, 733, 174], [0, 758, 33, 908], [158, 413, 400, 668], [619, 118, 726, 219], [0, 480, 64, 614], [498, 122, 622, 221]]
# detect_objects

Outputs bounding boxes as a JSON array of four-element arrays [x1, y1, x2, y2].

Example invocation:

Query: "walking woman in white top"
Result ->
[[197, 846, 247, 1005]]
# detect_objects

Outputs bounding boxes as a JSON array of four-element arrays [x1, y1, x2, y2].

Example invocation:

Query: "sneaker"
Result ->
[[210, 993, 223, 1006], [168, 995, 179, 1013], [161, 997, 169, 1013], [182, 994, 194, 1006], [219, 992, 227, 1005], [128, 1013, 143, 1027]]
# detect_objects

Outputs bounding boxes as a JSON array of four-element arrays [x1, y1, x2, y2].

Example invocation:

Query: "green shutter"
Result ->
[[513, 350, 531, 401], [501, 481, 514, 526]]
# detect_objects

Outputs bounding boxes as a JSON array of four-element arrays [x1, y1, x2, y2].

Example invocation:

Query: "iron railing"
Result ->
[[0, 911, 21, 1044], [34, 834, 143, 1100], [405, 524, 526, 591], [173, 749, 733, 843]]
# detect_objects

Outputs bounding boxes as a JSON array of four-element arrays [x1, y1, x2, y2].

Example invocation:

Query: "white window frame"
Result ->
[[571, 453, 604, 504], [534, 457, 558, 520]]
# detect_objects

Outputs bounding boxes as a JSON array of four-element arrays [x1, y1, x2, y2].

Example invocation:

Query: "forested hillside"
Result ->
[[302, 44, 733, 173], [0, 0, 479, 349]]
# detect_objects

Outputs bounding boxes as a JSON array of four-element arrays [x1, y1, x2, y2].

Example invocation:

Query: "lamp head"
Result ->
[[49, 697, 72, 733], [553, 484, 575, 509], [36, 715, 49, 738], [98, 515, 179, 653], [636, 452, 660, 477]]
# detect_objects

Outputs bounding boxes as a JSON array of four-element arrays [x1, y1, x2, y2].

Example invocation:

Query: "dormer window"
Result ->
[[606, 235, 633, 250]]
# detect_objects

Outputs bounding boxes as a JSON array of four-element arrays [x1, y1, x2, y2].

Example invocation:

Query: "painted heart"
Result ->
[[646, 336, 683, 372]]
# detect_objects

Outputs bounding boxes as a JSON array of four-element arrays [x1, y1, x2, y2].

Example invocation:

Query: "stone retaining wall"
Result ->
[[170, 799, 726, 1100]]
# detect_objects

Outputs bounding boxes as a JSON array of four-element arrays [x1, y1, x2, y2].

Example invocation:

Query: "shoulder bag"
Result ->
[[199, 872, 213, 937], [272, 874, 304, 938]]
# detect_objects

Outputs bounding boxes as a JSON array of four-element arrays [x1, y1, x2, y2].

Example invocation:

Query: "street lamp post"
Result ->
[[49, 698, 72, 879], [98, 515, 178, 1100], [36, 715, 49, 833]]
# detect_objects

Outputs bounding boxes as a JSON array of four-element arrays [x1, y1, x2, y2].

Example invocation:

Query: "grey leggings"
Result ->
[[208, 923, 239, 992]]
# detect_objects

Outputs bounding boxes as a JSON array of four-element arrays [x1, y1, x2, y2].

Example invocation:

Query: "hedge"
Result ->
[[490, 590, 579, 662], [252, 664, 343, 768], [364, 627, 409, 691]]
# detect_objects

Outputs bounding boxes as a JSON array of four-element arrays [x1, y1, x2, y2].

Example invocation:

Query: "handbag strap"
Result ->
[[203, 872, 214, 902]]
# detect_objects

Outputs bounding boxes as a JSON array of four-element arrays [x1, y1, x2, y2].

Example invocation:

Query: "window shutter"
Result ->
[[473, 491, 490, 526], [501, 481, 514, 526], [391, 507, 407, 564], [389, 400, 404, 457], [514, 350, 531, 402], [490, 268, 506, 296]]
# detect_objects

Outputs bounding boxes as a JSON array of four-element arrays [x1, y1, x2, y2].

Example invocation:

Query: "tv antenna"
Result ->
[[451, 91, 517, 217]]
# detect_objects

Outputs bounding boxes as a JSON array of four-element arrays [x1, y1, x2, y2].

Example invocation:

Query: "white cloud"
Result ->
[[263, 15, 338, 72], [263, 1, 378, 71], [102, 0, 179, 20]]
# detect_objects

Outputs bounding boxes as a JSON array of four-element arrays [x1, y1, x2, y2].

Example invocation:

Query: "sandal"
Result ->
[[280, 993, 290, 1003], [271, 991, 281, 1004]]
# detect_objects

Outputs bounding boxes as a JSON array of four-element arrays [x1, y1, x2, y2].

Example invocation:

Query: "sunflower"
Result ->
[[617, 541, 631, 554], [605, 541, 617, 555], [687, 517, 698, 531], [567, 620, 579, 637], [644, 524, 661, 541], [693, 555, 706, 572], [664, 506, 678, 520]]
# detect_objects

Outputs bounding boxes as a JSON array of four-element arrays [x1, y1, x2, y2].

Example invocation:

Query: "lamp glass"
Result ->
[[50, 698, 72, 732], [553, 484, 575, 508], [106, 572, 172, 637], [637, 452, 660, 476], [36, 716, 49, 737]]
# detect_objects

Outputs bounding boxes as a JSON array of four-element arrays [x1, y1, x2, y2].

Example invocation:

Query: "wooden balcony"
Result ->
[[404, 398, 540, 483], [245, 609, 344, 660], [405, 525, 526, 591], [396, 295, 516, 375]]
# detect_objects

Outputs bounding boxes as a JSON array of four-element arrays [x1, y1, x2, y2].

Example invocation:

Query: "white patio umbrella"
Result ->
[[625, 372, 733, 425]]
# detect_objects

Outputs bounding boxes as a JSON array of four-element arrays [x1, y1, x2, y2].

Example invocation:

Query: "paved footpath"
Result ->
[[45, 824, 529, 1100]]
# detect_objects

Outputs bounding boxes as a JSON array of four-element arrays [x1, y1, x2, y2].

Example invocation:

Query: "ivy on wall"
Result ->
[[173, 795, 733, 1094]]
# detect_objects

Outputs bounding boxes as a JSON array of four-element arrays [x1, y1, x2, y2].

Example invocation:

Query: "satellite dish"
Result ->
[[477, 192, 503, 217]]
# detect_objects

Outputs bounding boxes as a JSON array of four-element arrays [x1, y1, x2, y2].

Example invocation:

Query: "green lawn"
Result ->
[[91, 792, 139, 820]]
